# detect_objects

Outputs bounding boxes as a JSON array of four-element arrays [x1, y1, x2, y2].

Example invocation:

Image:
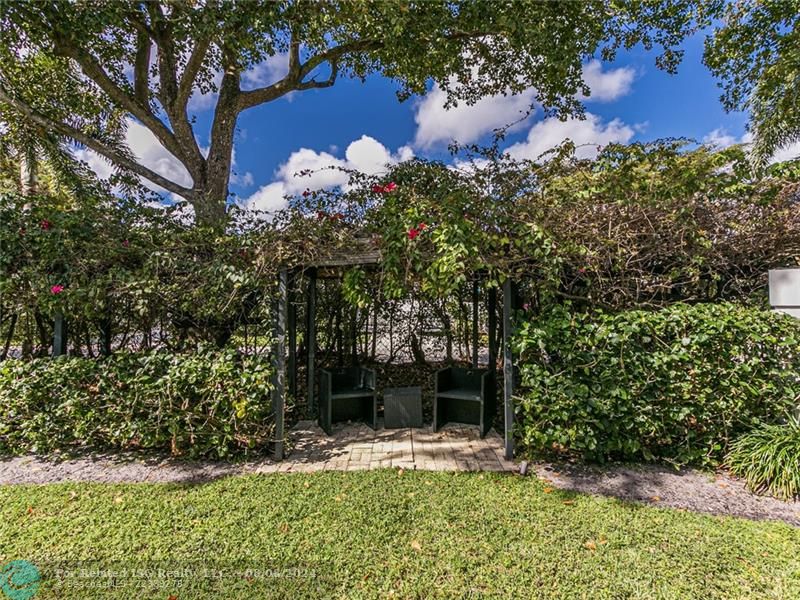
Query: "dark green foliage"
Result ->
[[514, 303, 800, 466], [0, 349, 276, 458], [726, 415, 800, 500]]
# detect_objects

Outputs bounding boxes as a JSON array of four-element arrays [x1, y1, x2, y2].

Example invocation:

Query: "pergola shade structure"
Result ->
[[271, 237, 518, 461]]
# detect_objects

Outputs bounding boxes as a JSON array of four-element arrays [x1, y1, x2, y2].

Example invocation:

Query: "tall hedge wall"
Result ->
[[514, 303, 800, 466]]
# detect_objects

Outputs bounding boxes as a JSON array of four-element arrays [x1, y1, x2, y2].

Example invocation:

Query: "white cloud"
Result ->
[[580, 60, 636, 102], [703, 128, 800, 164], [243, 135, 413, 213], [773, 143, 800, 164], [413, 85, 535, 150], [413, 62, 636, 149], [241, 53, 290, 90], [188, 69, 223, 112], [244, 181, 290, 213], [73, 119, 192, 198], [505, 114, 635, 161], [703, 128, 740, 149], [74, 119, 253, 201]]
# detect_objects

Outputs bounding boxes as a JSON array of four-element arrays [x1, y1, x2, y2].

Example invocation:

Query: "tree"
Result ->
[[704, 1, 800, 171], [1, 0, 703, 228]]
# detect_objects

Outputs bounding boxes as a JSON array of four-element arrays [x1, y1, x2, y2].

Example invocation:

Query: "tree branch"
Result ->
[[237, 39, 381, 111], [0, 86, 194, 199], [297, 58, 339, 90], [177, 37, 211, 108], [52, 36, 185, 164], [133, 31, 151, 107]]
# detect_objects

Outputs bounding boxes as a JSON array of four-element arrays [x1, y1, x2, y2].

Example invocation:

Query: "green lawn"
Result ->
[[0, 470, 798, 599]]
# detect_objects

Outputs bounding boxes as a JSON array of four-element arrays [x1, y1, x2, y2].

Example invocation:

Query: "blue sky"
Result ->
[[80, 31, 759, 213]]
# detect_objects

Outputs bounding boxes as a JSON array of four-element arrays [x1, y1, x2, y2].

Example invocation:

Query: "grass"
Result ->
[[0, 470, 798, 599]]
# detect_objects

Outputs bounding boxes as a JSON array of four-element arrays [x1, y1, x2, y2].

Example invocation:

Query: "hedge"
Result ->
[[0, 349, 276, 459], [514, 303, 800, 466]]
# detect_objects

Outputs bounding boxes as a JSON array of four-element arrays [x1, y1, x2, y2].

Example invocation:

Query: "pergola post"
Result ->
[[306, 267, 317, 413], [272, 269, 288, 460], [287, 271, 297, 398], [471, 279, 479, 367], [53, 311, 67, 357], [487, 286, 497, 370], [502, 278, 515, 461]]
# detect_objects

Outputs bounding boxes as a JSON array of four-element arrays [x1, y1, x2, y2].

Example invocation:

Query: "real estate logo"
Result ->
[[0, 560, 40, 600]]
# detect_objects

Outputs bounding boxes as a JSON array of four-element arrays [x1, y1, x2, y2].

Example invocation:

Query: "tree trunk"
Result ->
[[191, 68, 239, 229]]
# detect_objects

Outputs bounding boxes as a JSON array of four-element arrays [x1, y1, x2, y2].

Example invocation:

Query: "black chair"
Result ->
[[434, 367, 495, 437], [318, 366, 377, 434]]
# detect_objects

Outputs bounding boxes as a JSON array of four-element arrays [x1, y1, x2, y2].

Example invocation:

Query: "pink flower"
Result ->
[[50, 284, 64, 295], [578, 267, 587, 274], [122, 239, 130, 247], [408, 227, 419, 240], [40, 219, 52, 230], [523, 303, 531, 311]]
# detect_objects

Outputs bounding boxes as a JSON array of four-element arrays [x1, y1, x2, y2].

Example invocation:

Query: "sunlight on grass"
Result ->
[[0, 471, 798, 599]]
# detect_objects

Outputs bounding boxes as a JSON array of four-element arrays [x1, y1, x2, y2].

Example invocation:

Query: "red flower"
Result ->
[[40, 219, 52, 230], [122, 239, 130, 247], [408, 227, 419, 240], [50, 284, 64, 295], [316, 211, 327, 220], [333, 212, 344, 221], [372, 182, 398, 194], [417, 222, 427, 230], [302, 189, 310, 197]]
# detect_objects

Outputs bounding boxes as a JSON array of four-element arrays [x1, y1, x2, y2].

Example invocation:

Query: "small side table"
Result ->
[[383, 386, 423, 428]]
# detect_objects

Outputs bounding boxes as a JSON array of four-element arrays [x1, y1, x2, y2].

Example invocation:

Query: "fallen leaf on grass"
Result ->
[[114, 495, 124, 504], [584, 540, 597, 551], [562, 500, 575, 506], [167, 595, 178, 600], [303, 482, 310, 488], [279, 522, 290, 533], [543, 487, 554, 494], [26, 506, 34, 515], [410, 540, 422, 551], [650, 496, 661, 502]]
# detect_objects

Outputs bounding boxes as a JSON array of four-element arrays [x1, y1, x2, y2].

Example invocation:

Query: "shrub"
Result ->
[[726, 415, 800, 500], [514, 303, 800, 466], [0, 349, 277, 459]]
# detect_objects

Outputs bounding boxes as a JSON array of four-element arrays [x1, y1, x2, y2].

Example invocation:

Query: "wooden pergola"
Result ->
[[271, 238, 518, 461]]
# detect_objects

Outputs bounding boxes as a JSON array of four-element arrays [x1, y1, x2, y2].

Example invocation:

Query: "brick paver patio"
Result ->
[[0, 421, 515, 484], [284, 420, 516, 473]]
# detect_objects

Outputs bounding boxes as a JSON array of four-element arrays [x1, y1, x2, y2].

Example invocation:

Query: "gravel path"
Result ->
[[532, 462, 800, 527], [0, 451, 797, 527]]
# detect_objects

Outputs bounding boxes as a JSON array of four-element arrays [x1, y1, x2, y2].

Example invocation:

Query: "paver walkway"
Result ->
[[287, 421, 515, 472], [0, 422, 514, 485]]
